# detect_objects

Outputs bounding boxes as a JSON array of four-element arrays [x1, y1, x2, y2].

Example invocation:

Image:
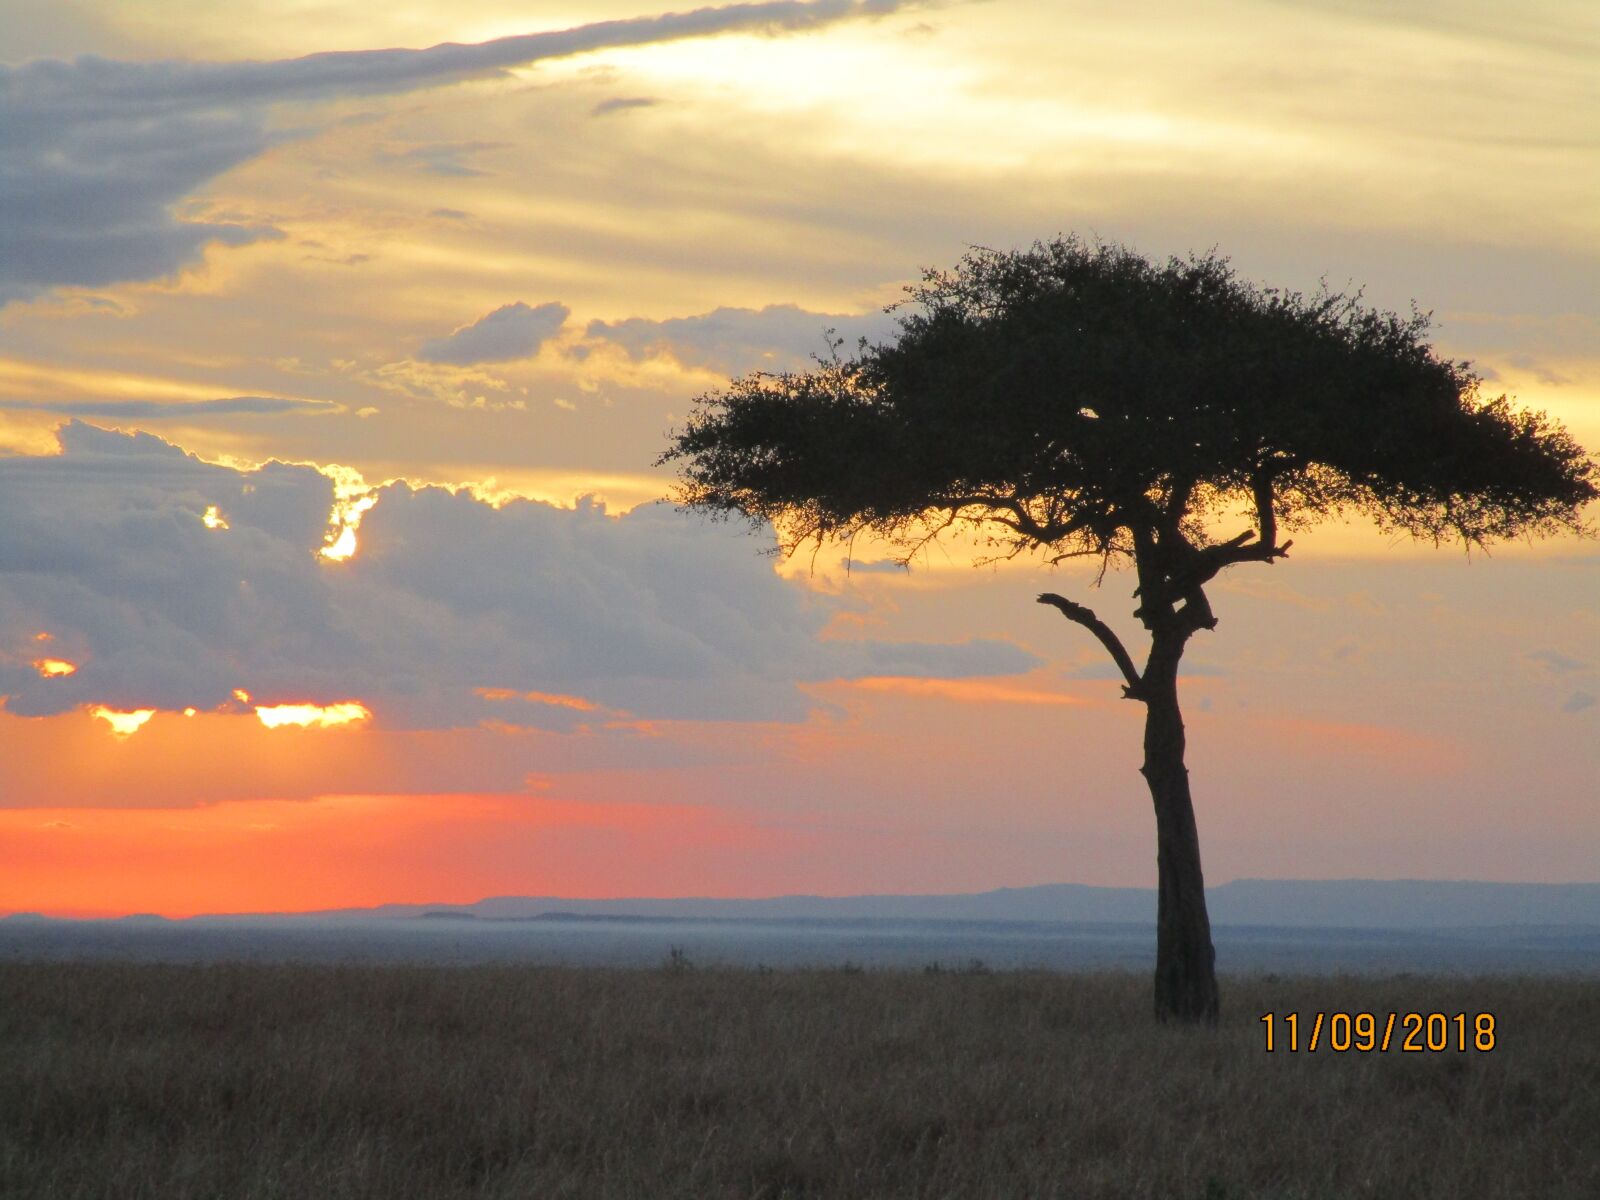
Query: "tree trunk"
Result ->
[[1140, 675, 1219, 1024]]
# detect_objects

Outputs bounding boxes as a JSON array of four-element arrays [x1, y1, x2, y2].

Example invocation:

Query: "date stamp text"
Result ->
[[1259, 1011, 1496, 1053]]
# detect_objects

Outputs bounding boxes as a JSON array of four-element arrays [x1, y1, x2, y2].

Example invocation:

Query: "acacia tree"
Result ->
[[658, 237, 1597, 1023]]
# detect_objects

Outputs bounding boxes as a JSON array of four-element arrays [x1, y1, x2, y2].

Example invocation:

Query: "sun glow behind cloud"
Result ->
[[254, 702, 372, 729], [33, 658, 77, 678], [591, 23, 1296, 175], [90, 707, 155, 738], [317, 465, 380, 562]]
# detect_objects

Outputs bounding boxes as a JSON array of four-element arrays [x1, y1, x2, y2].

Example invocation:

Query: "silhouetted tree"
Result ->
[[658, 236, 1598, 1023]]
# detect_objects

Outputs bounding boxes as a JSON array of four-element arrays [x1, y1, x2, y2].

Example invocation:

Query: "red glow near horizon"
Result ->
[[0, 792, 794, 918]]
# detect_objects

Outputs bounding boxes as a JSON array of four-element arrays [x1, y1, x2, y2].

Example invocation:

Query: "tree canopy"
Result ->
[[661, 237, 1596, 572]]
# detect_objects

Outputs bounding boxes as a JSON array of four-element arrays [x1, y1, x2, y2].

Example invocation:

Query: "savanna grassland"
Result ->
[[1, 961, 1594, 1199]]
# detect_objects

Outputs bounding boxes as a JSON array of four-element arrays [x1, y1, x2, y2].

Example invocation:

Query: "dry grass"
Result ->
[[1, 961, 1594, 1198]]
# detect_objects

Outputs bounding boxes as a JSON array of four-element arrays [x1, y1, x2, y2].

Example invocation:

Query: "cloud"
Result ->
[[844, 677, 1087, 706], [591, 96, 661, 116], [375, 140, 507, 177], [1561, 691, 1596, 714], [854, 640, 1038, 678], [0, 423, 1036, 730], [586, 303, 900, 373], [419, 302, 570, 365], [0, 396, 340, 419], [1274, 0, 1600, 63], [1528, 649, 1588, 675], [1504, 354, 1572, 387], [0, 0, 925, 303]]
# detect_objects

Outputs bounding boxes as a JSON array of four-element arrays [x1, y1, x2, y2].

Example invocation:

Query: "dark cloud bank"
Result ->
[[0, 424, 1036, 729]]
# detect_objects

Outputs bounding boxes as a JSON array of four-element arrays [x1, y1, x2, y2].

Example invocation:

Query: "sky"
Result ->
[[1, 0, 1596, 917]]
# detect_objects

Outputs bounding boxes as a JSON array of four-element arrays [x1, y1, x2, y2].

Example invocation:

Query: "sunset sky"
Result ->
[[1, 0, 1596, 916]]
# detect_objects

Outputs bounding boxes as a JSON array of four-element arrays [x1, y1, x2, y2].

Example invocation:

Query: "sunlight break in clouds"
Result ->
[[89, 706, 155, 738], [32, 658, 77, 678], [254, 702, 372, 729], [315, 463, 381, 561], [318, 493, 378, 561]]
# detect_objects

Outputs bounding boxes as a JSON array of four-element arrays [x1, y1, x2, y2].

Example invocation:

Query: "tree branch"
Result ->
[[933, 492, 1095, 548], [1036, 592, 1146, 699], [1135, 521, 1286, 635], [1178, 471, 1289, 589], [1180, 528, 1294, 591]]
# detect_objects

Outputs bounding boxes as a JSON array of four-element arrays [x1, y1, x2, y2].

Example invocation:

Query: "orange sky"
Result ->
[[0, 1, 1595, 915]]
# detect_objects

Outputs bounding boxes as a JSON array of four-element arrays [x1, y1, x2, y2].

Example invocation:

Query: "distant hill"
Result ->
[[317, 879, 1600, 929], [1212, 879, 1600, 929], [8, 881, 1599, 975]]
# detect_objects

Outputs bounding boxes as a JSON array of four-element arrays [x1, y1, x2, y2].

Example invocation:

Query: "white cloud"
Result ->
[[0, 0, 926, 303], [419, 302, 570, 365], [0, 423, 1037, 729]]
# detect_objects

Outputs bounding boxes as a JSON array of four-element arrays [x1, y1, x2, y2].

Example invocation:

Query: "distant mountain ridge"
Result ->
[[309, 879, 1600, 930]]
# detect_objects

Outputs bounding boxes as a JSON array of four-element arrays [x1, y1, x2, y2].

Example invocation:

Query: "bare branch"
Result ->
[[1179, 529, 1294, 592], [1036, 592, 1146, 699], [893, 507, 962, 565]]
